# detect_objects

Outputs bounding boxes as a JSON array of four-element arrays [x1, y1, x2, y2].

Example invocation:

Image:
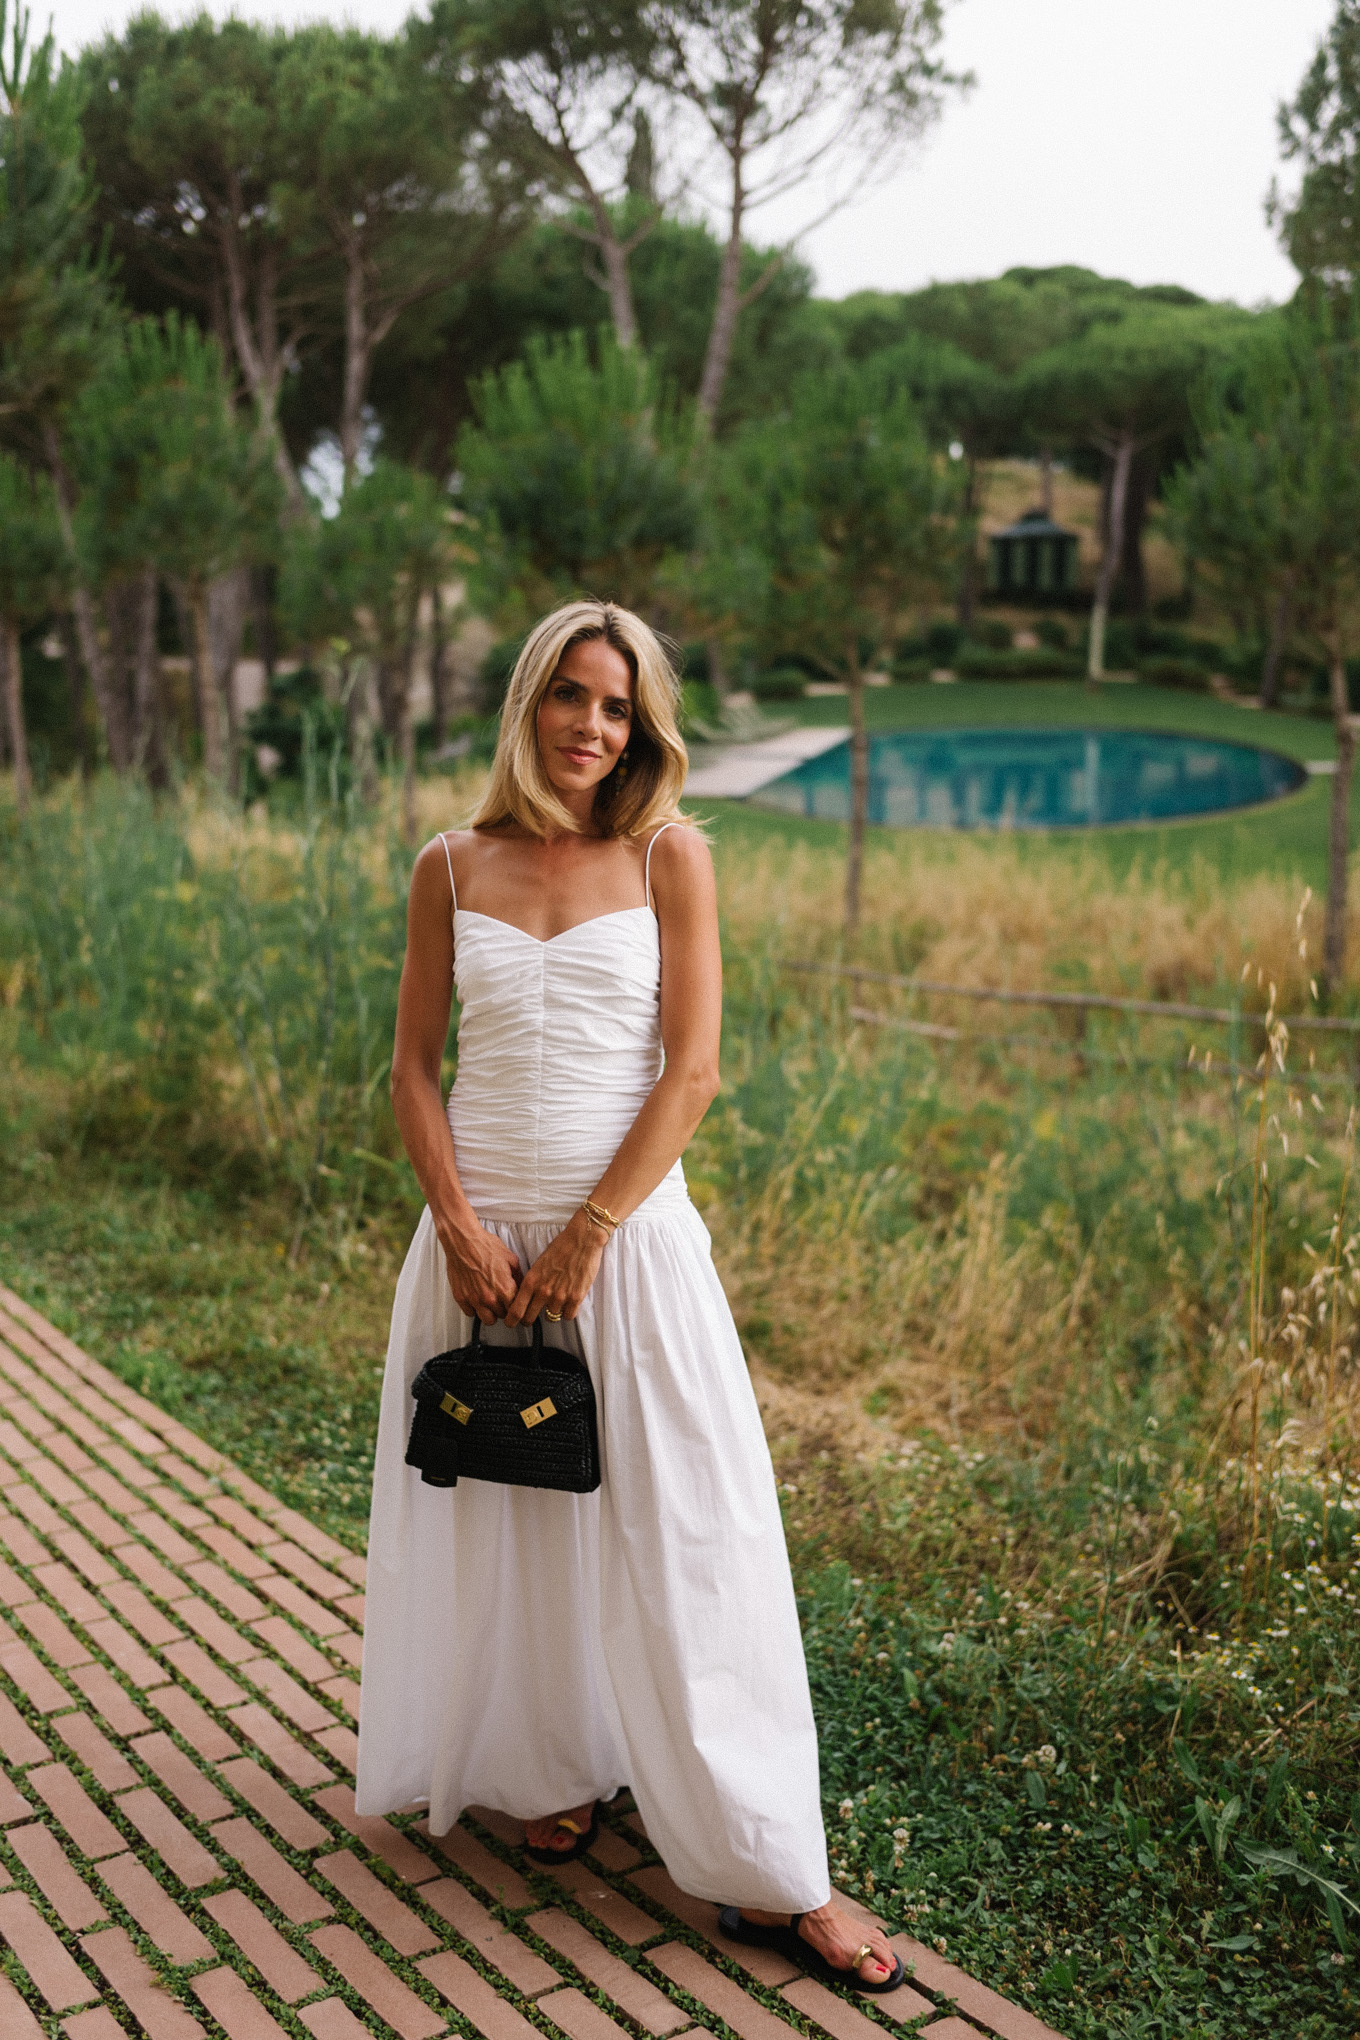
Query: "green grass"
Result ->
[[695, 681, 1354, 890], [785, 679, 1335, 760], [2, 770, 1358, 2038]]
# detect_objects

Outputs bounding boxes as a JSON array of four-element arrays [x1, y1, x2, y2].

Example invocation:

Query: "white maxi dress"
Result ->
[[357, 830, 830, 1911]]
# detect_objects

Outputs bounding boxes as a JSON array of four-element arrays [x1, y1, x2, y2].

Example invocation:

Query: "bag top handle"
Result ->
[[468, 1318, 546, 1357]]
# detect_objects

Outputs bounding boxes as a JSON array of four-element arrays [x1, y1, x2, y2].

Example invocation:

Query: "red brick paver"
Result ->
[[0, 1286, 1065, 2040], [7, 1821, 107, 1930], [0, 1888, 97, 2009]]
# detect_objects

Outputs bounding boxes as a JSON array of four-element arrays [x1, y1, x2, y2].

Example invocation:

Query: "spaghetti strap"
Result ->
[[439, 832, 457, 917], [645, 822, 679, 914]]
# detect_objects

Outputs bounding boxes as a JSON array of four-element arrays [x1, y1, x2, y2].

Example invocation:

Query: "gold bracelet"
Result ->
[[581, 1208, 611, 1238], [582, 1197, 621, 1234]]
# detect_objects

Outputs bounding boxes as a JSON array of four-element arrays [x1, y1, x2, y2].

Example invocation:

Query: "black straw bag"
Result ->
[[405, 1318, 600, 1494]]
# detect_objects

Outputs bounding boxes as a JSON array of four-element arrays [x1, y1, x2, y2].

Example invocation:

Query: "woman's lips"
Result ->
[[560, 748, 599, 765]]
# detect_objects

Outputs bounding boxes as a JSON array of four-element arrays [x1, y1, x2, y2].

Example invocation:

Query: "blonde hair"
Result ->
[[470, 601, 690, 839]]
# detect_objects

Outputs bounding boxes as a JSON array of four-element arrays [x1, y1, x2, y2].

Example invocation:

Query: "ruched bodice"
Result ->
[[447, 906, 688, 1223]]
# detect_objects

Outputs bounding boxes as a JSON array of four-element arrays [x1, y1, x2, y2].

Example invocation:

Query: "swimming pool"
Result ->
[[747, 727, 1308, 830]]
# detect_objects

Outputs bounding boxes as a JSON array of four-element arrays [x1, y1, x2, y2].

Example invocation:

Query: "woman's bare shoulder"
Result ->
[[647, 821, 713, 879], [413, 826, 505, 883]]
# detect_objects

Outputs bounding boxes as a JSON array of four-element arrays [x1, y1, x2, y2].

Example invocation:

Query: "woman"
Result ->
[[358, 600, 901, 1989]]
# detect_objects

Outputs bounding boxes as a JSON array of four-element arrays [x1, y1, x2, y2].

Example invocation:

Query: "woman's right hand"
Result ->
[[437, 1218, 522, 1324]]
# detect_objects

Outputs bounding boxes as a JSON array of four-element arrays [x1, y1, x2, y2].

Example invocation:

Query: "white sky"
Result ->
[[48, 0, 1336, 308]]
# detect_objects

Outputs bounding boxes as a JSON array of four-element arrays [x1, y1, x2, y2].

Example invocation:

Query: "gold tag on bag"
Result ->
[[440, 1394, 472, 1425], [520, 1397, 557, 1428]]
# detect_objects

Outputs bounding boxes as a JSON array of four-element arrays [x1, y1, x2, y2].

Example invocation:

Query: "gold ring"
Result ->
[[544, 1309, 562, 1322], [852, 1944, 875, 1972]]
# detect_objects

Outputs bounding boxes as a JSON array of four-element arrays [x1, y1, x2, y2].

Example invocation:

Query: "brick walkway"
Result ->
[[0, 1285, 1065, 2040]]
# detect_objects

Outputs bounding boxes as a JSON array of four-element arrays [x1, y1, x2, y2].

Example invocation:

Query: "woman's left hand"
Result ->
[[504, 1209, 607, 1325]]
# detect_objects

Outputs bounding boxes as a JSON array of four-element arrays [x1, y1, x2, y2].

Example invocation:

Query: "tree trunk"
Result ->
[[43, 428, 132, 771], [347, 658, 379, 805], [705, 639, 731, 705], [340, 234, 369, 487], [1039, 448, 1054, 516], [1325, 646, 1355, 992], [430, 583, 450, 748], [219, 206, 306, 518], [697, 192, 746, 428], [1087, 433, 1135, 684], [375, 656, 405, 746], [844, 653, 869, 938], [208, 568, 251, 795], [597, 231, 638, 350], [250, 566, 278, 679], [1118, 456, 1151, 617], [561, 155, 653, 351], [956, 456, 980, 629], [400, 681, 417, 848], [130, 567, 167, 789], [1260, 579, 1293, 709], [187, 580, 227, 785], [2, 619, 31, 813], [58, 611, 93, 777]]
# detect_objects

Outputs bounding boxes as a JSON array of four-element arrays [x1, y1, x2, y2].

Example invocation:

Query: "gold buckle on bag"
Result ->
[[440, 1394, 472, 1425], [521, 1397, 557, 1428]]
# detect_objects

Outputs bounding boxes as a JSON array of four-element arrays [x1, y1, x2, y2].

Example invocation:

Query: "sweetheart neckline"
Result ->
[[454, 905, 655, 947]]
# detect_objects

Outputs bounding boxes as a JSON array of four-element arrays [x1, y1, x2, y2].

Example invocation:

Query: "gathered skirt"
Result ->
[[356, 1200, 830, 1911]]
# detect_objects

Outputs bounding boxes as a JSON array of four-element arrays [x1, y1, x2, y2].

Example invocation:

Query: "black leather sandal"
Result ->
[[524, 1804, 600, 1866], [718, 1906, 906, 1994]]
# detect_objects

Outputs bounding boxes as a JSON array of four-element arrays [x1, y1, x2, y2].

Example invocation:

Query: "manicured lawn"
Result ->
[[786, 679, 1334, 759], [697, 682, 1352, 890]]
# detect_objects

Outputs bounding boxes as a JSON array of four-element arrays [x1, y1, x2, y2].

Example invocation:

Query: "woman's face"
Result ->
[[536, 637, 635, 804]]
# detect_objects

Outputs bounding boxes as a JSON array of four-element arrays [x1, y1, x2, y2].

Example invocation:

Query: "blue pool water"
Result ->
[[749, 727, 1307, 830]]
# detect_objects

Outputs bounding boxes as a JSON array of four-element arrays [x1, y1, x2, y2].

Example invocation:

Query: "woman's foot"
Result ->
[[524, 1800, 597, 1858], [740, 1902, 896, 1985]]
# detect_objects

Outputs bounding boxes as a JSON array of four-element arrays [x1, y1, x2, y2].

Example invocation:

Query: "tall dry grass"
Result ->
[[4, 772, 1358, 1509]]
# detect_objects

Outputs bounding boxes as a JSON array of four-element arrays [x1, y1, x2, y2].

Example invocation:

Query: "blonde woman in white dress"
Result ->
[[357, 600, 902, 1991]]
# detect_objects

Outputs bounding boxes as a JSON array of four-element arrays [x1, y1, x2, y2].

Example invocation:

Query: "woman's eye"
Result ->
[[606, 703, 631, 720]]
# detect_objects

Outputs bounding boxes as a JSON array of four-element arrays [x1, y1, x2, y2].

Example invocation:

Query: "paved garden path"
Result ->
[[0, 1285, 1064, 2040]]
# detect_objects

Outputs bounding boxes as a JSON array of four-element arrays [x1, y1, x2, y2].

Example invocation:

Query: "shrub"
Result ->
[[752, 668, 809, 701], [953, 646, 1084, 680], [1139, 655, 1211, 692]]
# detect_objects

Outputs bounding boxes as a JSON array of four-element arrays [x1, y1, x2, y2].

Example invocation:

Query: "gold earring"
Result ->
[[616, 752, 629, 783]]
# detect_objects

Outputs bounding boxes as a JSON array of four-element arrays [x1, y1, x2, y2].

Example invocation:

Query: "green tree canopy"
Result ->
[[0, 452, 67, 809], [704, 358, 960, 926], [646, 0, 960, 427], [73, 312, 280, 784], [77, 14, 323, 510], [1271, 0, 1360, 284], [456, 327, 699, 617], [274, 24, 529, 486], [1170, 301, 1360, 982], [0, 0, 107, 438], [421, 0, 659, 349], [1021, 302, 1251, 675], [282, 457, 458, 827]]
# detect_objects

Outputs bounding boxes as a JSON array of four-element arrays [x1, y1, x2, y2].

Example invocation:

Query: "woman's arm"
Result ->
[[390, 840, 522, 1324], [505, 827, 721, 1325]]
